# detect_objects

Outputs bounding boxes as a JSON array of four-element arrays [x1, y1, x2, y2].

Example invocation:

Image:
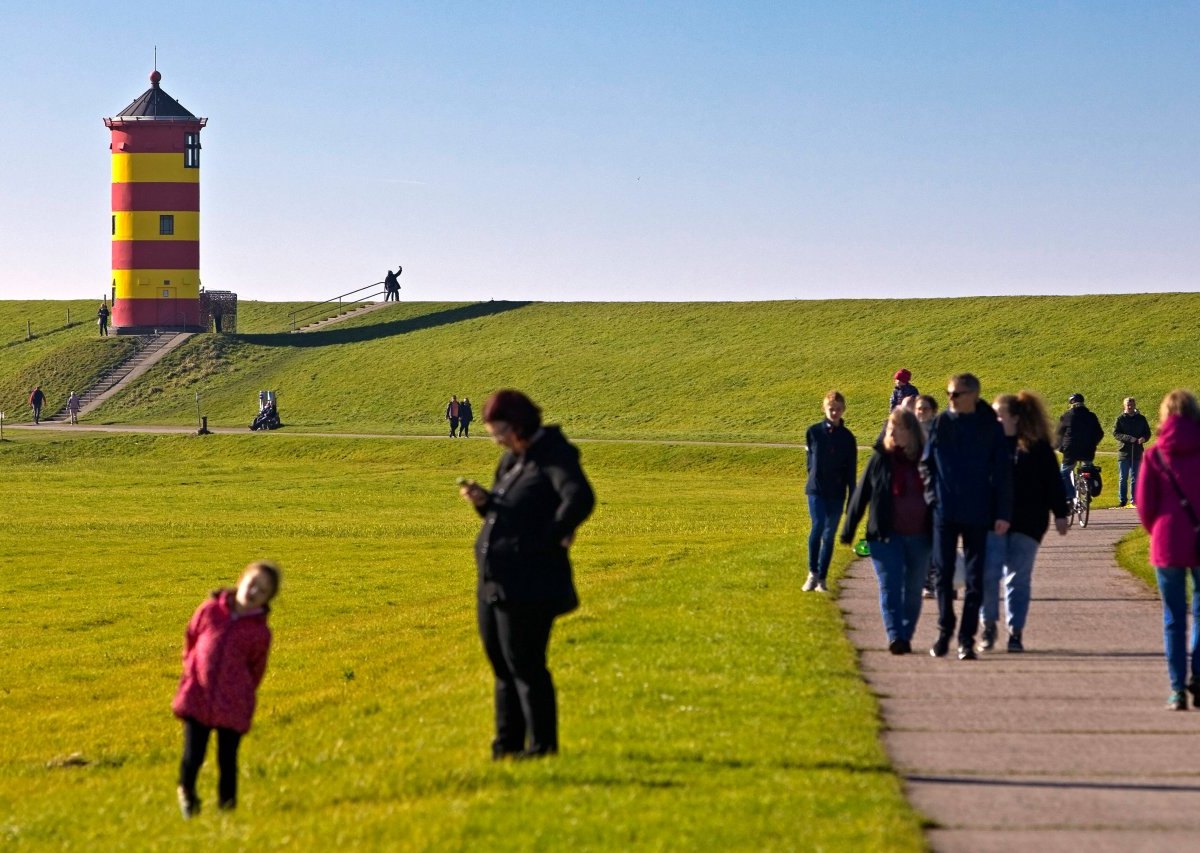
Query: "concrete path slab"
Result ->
[[839, 509, 1200, 851]]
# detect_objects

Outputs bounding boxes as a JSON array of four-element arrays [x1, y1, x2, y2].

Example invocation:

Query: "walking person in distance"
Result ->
[[459, 397, 474, 438], [1136, 390, 1200, 710], [1114, 397, 1151, 508], [29, 385, 46, 424], [459, 390, 595, 758], [446, 395, 460, 437], [804, 390, 857, 593], [1056, 393, 1103, 502], [921, 373, 1013, 660]]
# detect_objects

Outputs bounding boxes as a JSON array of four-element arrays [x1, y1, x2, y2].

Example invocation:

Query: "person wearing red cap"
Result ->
[[890, 370, 919, 411]]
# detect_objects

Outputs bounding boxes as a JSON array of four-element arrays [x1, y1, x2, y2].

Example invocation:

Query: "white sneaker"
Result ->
[[816, 579, 829, 592], [802, 574, 818, 592]]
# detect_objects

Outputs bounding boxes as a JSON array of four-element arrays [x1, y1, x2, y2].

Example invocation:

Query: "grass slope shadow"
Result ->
[[240, 301, 534, 348]]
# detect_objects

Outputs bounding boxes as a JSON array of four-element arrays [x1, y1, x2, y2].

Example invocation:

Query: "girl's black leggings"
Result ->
[[179, 717, 243, 806]]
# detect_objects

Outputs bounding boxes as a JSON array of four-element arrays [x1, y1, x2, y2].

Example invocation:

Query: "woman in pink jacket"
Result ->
[[172, 561, 280, 817], [1136, 390, 1200, 710]]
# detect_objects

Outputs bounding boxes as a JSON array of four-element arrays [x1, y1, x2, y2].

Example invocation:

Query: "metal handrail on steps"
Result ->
[[288, 282, 388, 331]]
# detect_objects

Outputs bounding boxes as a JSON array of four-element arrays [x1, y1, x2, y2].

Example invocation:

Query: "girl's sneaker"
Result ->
[[1166, 691, 1188, 711], [1188, 679, 1200, 708], [177, 786, 200, 819]]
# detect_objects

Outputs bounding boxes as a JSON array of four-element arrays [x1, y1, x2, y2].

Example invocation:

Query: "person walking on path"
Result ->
[[1136, 389, 1200, 710], [446, 396, 461, 437], [29, 386, 46, 424], [67, 391, 81, 425], [841, 408, 931, 654], [921, 373, 1013, 660], [978, 391, 1069, 653], [172, 561, 280, 817], [1056, 393, 1103, 502], [459, 390, 595, 758], [97, 303, 110, 336], [1114, 397, 1152, 508], [804, 390, 857, 593], [890, 369, 919, 411], [459, 397, 474, 438]]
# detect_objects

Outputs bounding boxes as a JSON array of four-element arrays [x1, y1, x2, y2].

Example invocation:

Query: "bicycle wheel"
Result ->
[[1078, 479, 1091, 528]]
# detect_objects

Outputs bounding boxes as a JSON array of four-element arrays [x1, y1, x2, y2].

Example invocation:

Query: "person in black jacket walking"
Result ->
[[804, 390, 857, 592], [1113, 397, 1151, 507], [920, 373, 1013, 660], [841, 408, 931, 654], [1056, 393, 1103, 502], [978, 391, 1069, 653], [459, 390, 595, 759]]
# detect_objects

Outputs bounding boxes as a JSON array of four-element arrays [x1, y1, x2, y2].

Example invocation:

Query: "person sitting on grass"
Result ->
[[172, 561, 280, 818]]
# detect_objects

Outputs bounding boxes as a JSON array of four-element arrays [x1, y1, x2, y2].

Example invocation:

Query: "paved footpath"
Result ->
[[840, 509, 1200, 852]]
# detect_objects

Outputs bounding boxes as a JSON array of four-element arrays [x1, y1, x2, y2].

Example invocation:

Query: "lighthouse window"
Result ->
[[160, 215, 175, 236], [184, 132, 200, 168], [112, 215, 116, 236]]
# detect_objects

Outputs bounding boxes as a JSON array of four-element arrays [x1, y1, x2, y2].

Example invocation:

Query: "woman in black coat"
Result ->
[[459, 390, 595, 758]]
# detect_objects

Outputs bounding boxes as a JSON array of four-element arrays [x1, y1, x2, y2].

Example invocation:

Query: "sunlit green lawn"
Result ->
[[0, 433, 922, 850]]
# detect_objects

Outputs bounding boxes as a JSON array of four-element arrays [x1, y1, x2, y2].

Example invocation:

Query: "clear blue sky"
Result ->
[[1, 1, 1196, 302]]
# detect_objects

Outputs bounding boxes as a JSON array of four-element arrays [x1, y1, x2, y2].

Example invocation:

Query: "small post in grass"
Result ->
[[0, 411, 5, 441]]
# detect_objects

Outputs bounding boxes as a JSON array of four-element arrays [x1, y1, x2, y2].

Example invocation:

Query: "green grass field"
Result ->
[[0, 433, 922, 850]]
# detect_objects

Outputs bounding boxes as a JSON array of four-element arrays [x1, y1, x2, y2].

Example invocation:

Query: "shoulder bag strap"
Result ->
[[1160, 454, 1200, 532]]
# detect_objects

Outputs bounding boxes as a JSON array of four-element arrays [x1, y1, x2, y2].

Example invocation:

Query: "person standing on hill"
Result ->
[[804, 390, 857, 592], [1136, 390, 1200, 710], [67, 391, 81, 425], [890, 369, 919, 411], [446, 395, 461, 437], [1056, 393, 1103, 501], [383, 266, 402, 302], [97, 303, 110, 336], [29, 385, 46, 424], [459, 397, 474, 438], [921, 372, 1013, 660], [978, 391, 1068, 654], [459, 390, 595, 758], [1114, 397, 1152, 508]]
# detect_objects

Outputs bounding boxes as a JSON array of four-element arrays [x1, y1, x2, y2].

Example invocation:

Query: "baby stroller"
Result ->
[[250, 402, 282, 431]]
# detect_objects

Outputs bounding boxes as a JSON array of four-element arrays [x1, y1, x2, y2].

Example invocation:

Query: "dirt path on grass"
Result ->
[[840, 508, 1200, 852]]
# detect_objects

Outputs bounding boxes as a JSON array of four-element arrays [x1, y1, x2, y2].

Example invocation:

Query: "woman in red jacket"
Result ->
[[172, 561, 280, 817], [1137, 390, 1200, 710]]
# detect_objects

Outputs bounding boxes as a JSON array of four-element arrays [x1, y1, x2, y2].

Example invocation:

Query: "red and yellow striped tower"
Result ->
[[104, 70, 207, 332]]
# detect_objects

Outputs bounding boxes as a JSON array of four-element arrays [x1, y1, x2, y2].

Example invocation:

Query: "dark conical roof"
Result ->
[[115, 70, 197, 119]]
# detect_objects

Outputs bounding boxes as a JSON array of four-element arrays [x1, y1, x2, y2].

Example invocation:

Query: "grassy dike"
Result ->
[[0, 433, 922, 850]]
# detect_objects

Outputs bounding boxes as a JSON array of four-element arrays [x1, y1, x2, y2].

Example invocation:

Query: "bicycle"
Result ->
[[1067, 461, 1100, 528]]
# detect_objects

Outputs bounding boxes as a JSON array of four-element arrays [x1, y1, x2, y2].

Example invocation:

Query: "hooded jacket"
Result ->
[[920, 399, 1013, 527], [1137, 415, 1200, 567], [172, 590, 272, 733], [475, 426, 595, 613]]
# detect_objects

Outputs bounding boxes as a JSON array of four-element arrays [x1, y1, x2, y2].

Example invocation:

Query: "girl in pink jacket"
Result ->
[[1137, 391, 1200, 711], [172, 561, 280, 818]]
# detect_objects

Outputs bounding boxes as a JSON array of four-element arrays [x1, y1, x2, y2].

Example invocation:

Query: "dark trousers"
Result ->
[[449, 417, 459, 436], [460, 420, 471, 437], [32, 405, 41, 424], [477, 599, 558, 756], [932, 515, 989, 644], [179, 717, 243, 806]]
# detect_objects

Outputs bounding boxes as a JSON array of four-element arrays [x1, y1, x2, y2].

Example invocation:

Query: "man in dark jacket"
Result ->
[[1056, 393, 1103, 501], [1113, 397, 1151, 508], [920, 373, 1013, 660], [29, 385, 46, 424], [804, 391, 858, 592]]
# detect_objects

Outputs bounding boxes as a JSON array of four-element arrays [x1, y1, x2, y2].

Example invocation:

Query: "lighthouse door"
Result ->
[[158, 286, 178, 325]]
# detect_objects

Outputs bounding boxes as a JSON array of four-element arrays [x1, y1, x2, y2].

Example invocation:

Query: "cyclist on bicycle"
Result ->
[[1056, 393, 1104, 501]]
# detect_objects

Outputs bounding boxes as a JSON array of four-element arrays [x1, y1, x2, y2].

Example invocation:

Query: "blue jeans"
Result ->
[[1060, 462, 1075, 502], [932, 515, 989, 643], [869, 535, 931, 643], [807, 494, 843, 581], [1154, 566, 1200, 692], [980, 531, 1041, 632], [1118, 456, 1141, 505]]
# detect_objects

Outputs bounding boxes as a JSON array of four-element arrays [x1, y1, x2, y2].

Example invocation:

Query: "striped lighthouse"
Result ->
[[104, 70, 206, 333]]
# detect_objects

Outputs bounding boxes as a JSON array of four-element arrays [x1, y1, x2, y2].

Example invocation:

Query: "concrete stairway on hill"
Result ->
[[44, 332, 194, 422], [292, 300, 394, 333]]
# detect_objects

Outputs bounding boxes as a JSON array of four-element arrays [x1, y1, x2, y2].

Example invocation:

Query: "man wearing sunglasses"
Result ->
[[920, 373, 1014, 660]]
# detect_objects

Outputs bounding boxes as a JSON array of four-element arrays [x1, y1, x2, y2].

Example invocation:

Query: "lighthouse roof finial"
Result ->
[[150, 69, 161, 86]]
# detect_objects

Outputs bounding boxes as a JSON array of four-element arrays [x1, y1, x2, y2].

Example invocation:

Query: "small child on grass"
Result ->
[[172, 561, 280, 818]]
